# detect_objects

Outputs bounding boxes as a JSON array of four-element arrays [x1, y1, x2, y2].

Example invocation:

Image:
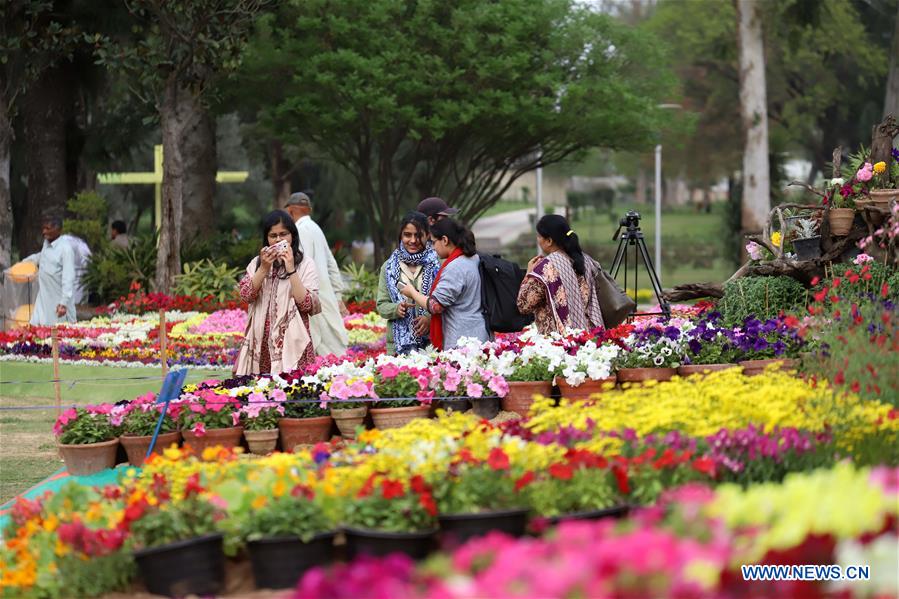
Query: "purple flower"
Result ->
[[892, 147, 899, 160], [663, 326, 681, 341]]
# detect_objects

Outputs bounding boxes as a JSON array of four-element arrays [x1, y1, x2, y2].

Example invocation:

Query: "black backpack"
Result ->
[[477, 253, 534, 333]]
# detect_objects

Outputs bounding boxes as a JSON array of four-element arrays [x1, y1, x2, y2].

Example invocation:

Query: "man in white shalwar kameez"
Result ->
[[23, 216, 77, 326], [285, 193, 348, 356]]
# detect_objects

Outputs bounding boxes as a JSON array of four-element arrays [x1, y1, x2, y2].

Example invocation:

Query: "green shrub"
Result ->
[[720, 276, 808, 325], [64, 191, 109, 250], [341, 262, 378, 305], [83, 234, 158, 303], [173, 259, 242, 302]]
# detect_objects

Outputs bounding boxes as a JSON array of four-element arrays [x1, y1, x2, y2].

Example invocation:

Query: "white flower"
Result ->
[[830, 177, 845, 187]]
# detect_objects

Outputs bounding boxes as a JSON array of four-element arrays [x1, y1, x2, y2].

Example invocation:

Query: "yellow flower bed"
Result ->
[[526, 369, 898, 454]]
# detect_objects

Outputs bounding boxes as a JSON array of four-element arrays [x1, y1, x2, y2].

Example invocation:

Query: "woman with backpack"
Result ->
[[234, 210, 321, 375], [376, 211, 441, 354], [399, 218, 490, 350], [517, 214, 604, 335]]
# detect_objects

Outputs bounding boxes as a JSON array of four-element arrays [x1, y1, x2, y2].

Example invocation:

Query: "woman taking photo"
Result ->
[[234, 210, 321, 376], [517, 214, 604, 335], [399, 218, 489, 350], [376, 212, 441, 354]]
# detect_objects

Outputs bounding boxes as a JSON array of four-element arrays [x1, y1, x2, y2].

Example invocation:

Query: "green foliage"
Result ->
[[121, 409, 176, 438], [83, 234, 157, 303], [63, 191, 109, 250], [173, 259, 241, 302], [129, 494, 222, 550], [721, 276, 808, 325], [56, 409, 117, 445], [56, 551, 136, 599], [432, 465, 524, 514], [240, 406, 282, 431], [505, 357, 554, 383], [525, 469, 618, 517], [241, 495, 333, 542], [373, 371, 421, 408], [341, 262, 379, 305], [282, 382, 330, 418], [341, 484, 435, 533]]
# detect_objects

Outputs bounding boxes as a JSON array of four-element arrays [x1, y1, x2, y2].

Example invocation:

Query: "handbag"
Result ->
[[592, 261, 635, 328]]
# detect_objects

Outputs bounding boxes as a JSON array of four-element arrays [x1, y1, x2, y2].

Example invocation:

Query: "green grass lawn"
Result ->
[[0, 362, 227, 504]]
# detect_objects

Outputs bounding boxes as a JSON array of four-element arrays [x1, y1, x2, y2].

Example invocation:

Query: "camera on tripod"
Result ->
[[607, 210, 670, 319], [613, 210, 643, 241]]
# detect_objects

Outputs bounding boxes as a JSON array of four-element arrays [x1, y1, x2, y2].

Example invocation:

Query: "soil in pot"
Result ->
[[739, 358, 798, 376], [470, 397, 501, 420], [343, 527, 436, 561], [370, 404, 430, 429], [134, 533, 225, 597], [437, 398, 470, 413], [677, 364, 738, 377], [120, 431, 181, 467], [828, 208, 855, 236], [182, 426, 243, 454], [439, 508, 529, 546], [617, 368, 677, 383], [330, 406, 368, 439], [556, 377, 617, 401], [279, 416, 333, 451], [502, 381, 552, 417], [244, 429, 279, 455], [247, 532, 335, 589], [58, 438, 119, 476], [792, 236, 821, 261]]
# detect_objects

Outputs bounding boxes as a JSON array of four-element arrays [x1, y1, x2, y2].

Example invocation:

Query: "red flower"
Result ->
[[418, 491, 438, 516], [834, 370, 845, 385], [410, 475, 428, 494], [810, 276, 820, 286], [357, 474, 377, 498], [691, 457, 716, 477], [652, 448, 677, 470], [882, 283, 890, 299], [291, 484, 315, 499], [184, 473, 204, 498], [612, 465, 630, 495], [514, 471, 535, 491], [548, 463, 573, 480], [457, 448, 478, 464], [381, 479, 405, 500], [487, 447, 510, 471]]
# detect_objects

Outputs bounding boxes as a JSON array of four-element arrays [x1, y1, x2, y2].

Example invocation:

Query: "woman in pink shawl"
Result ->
[[517, 214, 604, 335], [234, 210, 321, 376]]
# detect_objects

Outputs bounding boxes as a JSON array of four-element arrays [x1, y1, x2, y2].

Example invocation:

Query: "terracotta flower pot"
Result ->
[[828, 208, 855, 236], [279, 416, 333, 451], [501, 381, 552, 417], [370, 404, 431, 430], [244, 428, 279, 455], [556, 377, 617, 401], [739, 358, 798, 376], [182, 426, 244, 454], [58, 438, 119, 476], [120, 431, 181, 467], [677, 364, 738, 377], [870, 189, 898, 225], [330, 406, 368, 439], [616, 367, 677, 383]]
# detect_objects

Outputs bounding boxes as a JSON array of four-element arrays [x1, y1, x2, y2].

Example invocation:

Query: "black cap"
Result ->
[[416, 197, 458, 217]]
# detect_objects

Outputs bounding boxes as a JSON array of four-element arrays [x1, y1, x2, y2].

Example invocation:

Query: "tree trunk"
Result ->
[[735, 0, 770, 234], [0, 93, 12, 272], [634, 167, 646, 204], [181, 107, 217, 241], [156, 79, 201, 292], [269, 140, 293, 209], [883, 2, 899, 121], [20, 66, 69, 257]]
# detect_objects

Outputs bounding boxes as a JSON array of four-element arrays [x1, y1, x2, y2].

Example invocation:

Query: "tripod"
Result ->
[[608, 210, 671, 319]]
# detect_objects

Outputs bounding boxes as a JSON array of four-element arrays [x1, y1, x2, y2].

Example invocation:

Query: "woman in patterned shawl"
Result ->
[[517, 214, 604, 336], [234, 210, 321, 375], [376, 211, 441, 354]]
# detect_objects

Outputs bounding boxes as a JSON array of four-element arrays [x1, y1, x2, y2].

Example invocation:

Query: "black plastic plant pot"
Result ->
[[548, 504, 631, 525], [470, 397, 500, 419], [247, 532, 336, 589], [438, 398, 471, 413], [343, 527, 436, 561], [439, 508, 529, 546], [133, 533, 225, 598], [792, 236, 821, 261]]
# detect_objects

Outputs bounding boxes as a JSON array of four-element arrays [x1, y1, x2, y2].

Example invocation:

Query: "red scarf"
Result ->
[[429, 247, 464, 351]]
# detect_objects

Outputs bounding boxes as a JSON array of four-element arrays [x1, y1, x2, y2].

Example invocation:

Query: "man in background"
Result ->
[[416, 196, 458, 227], [110, 220, 130, 249], [284, 192, 349, 356], [23, 215, 77, 325]]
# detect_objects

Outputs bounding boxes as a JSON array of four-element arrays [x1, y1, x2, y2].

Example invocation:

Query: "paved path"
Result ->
[[472, 206, 565, 251]]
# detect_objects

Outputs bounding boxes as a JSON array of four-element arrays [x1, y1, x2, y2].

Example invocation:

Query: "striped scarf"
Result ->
[[385, 245, 440, 352]]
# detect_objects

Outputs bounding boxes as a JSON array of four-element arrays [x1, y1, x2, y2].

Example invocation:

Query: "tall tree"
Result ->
[[237, 0, 677, 262], [735, 0, 770, 234], [97, 0, 264, 292], [885, 1, 899, 119]]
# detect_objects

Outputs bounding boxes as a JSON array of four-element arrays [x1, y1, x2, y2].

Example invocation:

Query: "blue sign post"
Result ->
[[146, 368, 188, 458]]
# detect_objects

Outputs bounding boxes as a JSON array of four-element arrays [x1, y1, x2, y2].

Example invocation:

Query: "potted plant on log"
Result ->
[[178, 391, 243, 453], [370, 364, 431, 429], [828, 169, 863, 236], [791, 218, 822, 261], [119, 392, 181, 467], [432, 447, 530, 546], [241, 487, 336, 589], [239, 393, 284, 455], [342, 473, 438, 560], [869, 155, 899, 216], [55, 406, 121, 475], [279, 381, 332, 451], [130, 473, 227, 597]]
